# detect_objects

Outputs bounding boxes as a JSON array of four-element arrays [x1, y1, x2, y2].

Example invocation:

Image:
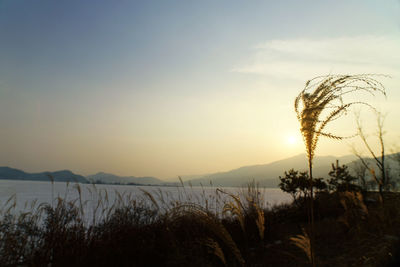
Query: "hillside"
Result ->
[[184, 153, 400, 187], [2, 152, 398, 187], [0, 167, 88, 183]]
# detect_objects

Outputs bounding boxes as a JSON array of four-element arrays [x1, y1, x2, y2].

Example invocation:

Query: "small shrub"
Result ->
[[279, 169, 327, 205], [328, 161, 361, 192]]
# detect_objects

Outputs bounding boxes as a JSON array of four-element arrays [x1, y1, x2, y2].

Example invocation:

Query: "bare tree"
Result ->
[[353, 112, 387, 201]]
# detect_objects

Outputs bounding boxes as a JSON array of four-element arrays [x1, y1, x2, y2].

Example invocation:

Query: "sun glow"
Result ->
[[287, 135, 297, 145], [285, 133, 301, 146]]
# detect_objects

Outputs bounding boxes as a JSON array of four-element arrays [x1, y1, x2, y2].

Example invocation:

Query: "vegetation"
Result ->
[[1, 171, 400, 267], [294, 74, 386, 266], [327, 160, 360, 192], [278, 169, 326, 204], [354, 111, 390, 201]]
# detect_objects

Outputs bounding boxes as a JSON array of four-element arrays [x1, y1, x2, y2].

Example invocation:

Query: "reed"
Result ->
[[295, 74, 386, 266], [2, 177, 399, 266]]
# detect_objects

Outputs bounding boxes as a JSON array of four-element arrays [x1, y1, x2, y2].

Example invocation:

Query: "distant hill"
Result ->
[[183, 154, 359, 187], [86, 172, 166, 185], [2, 152, 398, 187], [0, 167, 167, 186], [0, 167, 88, 183]]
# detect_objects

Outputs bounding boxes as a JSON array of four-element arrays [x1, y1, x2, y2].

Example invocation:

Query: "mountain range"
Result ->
[[0, 167, 87, 183], [181, 154, 357, 187], [1, 153, 399, 187], [0, 167, 165, 185], [181, 153, 400, 187]]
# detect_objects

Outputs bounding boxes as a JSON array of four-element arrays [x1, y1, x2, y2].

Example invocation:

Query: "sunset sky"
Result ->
[[1, 0, 399, 179]]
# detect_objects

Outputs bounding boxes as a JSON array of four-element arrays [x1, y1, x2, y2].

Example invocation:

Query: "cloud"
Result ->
[[232, 35, 400, 80]]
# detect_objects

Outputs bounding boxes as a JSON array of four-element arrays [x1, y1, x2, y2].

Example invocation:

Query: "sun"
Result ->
[[287, 135, 297, 145], [285, 133, 301, 146]]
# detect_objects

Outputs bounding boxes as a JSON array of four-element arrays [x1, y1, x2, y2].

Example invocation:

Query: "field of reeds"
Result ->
[[1, 180, 400, 267]]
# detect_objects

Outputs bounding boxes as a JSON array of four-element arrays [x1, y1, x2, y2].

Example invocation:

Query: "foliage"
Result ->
[[328, 161, 361, 192], [0, 183, 270, 267], [279, 169, 327, 203], [1, 183, 400, 266]]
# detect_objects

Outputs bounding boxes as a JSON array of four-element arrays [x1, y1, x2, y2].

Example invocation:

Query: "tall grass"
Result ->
[[0, 182, 270, 266], [295, 74, 386, 266], [2, 180, 400, 266]]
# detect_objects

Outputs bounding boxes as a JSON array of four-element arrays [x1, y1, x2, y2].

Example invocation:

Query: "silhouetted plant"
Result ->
[[290, 228, 312, 264], [353, 111, 390, 201], [337, 191, 368, 229], [219, 181, 266, 250], [279, 169, 327, 205], [169, 203, 245, 267], [328, 160, 360, 192], [1, 179, 400, 266], [294, 74, 386, 266], [279, 169, 308, 203]]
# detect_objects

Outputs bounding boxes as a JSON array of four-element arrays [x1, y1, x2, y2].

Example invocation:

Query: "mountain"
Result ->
[[184, 153, 400, 188], [0, 167, 166, 186], [86, 172, 165, 185], [2, 152, 398, 187], [183, 154, 358, 187], [0, 167, 88, 183]]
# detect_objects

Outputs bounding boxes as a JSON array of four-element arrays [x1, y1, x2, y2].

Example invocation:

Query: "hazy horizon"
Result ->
[[0, 151, 389, 182], [1, 1, 399, 179]]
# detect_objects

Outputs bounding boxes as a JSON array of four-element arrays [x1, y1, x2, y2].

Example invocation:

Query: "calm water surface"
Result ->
[[0, 180, 292, 223]]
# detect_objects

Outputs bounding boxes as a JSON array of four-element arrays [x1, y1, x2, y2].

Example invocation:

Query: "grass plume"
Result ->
[[295, 74, 387, 266]]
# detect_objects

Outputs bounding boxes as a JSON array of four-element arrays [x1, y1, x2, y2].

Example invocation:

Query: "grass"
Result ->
[[294, 74, 387, 266], [1, 182, 400, 266]]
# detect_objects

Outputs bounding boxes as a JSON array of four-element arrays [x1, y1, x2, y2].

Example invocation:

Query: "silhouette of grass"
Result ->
[[1, 180, 400, 266], [295, 74, 387, 266]]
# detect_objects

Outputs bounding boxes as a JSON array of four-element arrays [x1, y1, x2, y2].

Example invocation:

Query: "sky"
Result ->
[[0, 0, 399, 179]]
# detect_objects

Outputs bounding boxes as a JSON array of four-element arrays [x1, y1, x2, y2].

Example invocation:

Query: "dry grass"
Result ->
[[1, 182, 400, 266], [290, 228, 312, 263], [295, 74, 386, 162], [295, 74, 387, 266]]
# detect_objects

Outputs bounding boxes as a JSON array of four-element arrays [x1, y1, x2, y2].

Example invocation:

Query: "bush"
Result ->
[[279, 169, 327, 204], [328, 161, 361, 192]]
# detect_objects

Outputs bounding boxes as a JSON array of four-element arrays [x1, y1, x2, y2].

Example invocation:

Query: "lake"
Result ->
[[0, 179, 292, 223]]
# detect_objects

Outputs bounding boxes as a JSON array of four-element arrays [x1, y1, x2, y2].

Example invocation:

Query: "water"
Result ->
[[0, 179, 292, 223]]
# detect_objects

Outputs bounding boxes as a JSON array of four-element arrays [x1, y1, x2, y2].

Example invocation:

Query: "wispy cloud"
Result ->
[[232, 35, 400, 80]]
